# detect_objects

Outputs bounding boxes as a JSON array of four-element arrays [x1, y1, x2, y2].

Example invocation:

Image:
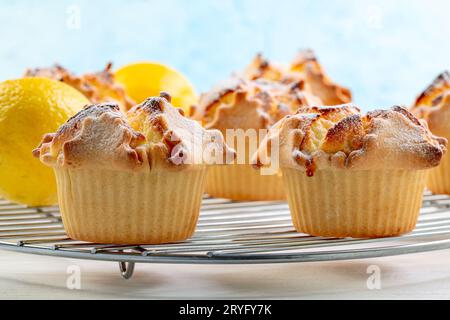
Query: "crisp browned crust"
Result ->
[[413, 71, 450, 108], [243, 53, 292, 82], [34, 94, 235, 172], [240, 50, 352, 106], [290, 49, 319, 72], [33, 103, 147, 171], [192, 77, 323, 134], [291, 49, 352, 105], [25, 63, 135, 111], [255, 105, 447, 174], [253, 79, 323, 122], [25, 64, 96, 100], [83, 63, 135, 110], [192, 50, 350, 133], [411, 71, 450, 139], [191, 77, 247, 123]]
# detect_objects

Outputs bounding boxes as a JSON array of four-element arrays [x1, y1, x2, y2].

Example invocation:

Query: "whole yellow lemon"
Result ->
[[114, 62, 197, 114], [0, 78, 89, 206]]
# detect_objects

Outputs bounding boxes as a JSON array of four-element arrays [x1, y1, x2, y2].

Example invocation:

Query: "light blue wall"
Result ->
[[0, 0, 448, 110]]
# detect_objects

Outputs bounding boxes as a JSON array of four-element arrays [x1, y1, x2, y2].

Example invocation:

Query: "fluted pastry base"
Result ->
[[54, 167, 207, 244], [206, 165, 286, 201], [282, 168, 427, 238], [428, 152, 450, 195]]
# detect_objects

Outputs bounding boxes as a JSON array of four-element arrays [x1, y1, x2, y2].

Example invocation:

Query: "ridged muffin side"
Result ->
[[256, 105, 447, 238], [34, 94, 234, 244], [55, 167, 207, 244], [192, 50, 351, 201]]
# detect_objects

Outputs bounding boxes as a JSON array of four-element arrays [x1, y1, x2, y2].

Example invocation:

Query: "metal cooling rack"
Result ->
[[0, 193, 450, 279]]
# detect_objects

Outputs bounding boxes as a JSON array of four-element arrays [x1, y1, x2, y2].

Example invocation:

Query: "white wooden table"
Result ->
[[1, 248, 449, 299]]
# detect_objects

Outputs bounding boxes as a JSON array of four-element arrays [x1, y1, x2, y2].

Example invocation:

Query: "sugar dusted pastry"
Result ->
[[244, 53, 291, 82], [33, 93, 234, 244], [25, 63, 135, 111], [194, 77, 322, 126], [411, 71, 450, 194], [192, 50, 350, 201], [243, 50, 352, 106], [192, 77, 320, 200], [290, 50, 352, 105], [255, 105, 447, 238]]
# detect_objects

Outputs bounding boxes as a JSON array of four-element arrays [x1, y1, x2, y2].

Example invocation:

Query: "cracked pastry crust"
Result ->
[[243, 50, 352, 106], [33, 93, 235, 172], [244, 53, 294, 83], [291, 50, 352, 106], [411, 71, 450, 138], [191, 50, 350, 133], [25, 63, 135, 111], [191, 77, 322, 132], [255, 105, 447, 175]]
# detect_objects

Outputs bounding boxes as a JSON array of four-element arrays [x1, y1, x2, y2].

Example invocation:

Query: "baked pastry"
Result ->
[[243, 49, 352, 105], [191, 51, 350, 201], [411, 71, 450, 194], [192, 77, 320, 200], [33, 93, 234, 244], [25, 63, 135, 111], [255, 105, 447, 238]]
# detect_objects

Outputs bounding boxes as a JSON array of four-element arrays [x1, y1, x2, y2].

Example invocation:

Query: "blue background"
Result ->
[[0, 0, 449, 110]]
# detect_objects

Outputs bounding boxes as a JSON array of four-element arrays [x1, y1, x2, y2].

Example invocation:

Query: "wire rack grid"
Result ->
[[0, 193, 450, 279]]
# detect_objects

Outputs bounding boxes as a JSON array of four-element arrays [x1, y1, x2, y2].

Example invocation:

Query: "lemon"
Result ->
[[0, 78, 89, 206], [114, 62, 197, 113]]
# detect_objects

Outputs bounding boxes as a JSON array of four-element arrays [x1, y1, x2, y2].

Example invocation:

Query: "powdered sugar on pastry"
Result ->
[[25, 63, 135, 111], [242, 50, 352, 106], [192, 77, 322, 133], [33, 103, 147, 171], [34, 93, 235, 172], [255, 104, 447, 174]]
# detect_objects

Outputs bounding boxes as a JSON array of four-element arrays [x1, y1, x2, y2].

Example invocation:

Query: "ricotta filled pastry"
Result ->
[[33, 93, 235, 244], [191, 50, 351, 201], [192, 77, 321, 200], [255, 105, 447, 238]]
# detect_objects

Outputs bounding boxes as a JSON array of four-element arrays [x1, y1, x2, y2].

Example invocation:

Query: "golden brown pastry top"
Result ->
[[243, 50, 352, 106], [413, 71, 450, 108], [411, 71, 450, 138], [25, 63, 135, 111], [33, 93, 235, 172], [243, 53, 295, 83], [191, 77, 322, 133], [191, 50, 351, 134], [255, 105, 447, 174], [291, 50, 352, 106]]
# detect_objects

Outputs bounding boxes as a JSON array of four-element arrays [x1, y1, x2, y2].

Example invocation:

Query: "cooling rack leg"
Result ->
[[119, 262, 135, 280]]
